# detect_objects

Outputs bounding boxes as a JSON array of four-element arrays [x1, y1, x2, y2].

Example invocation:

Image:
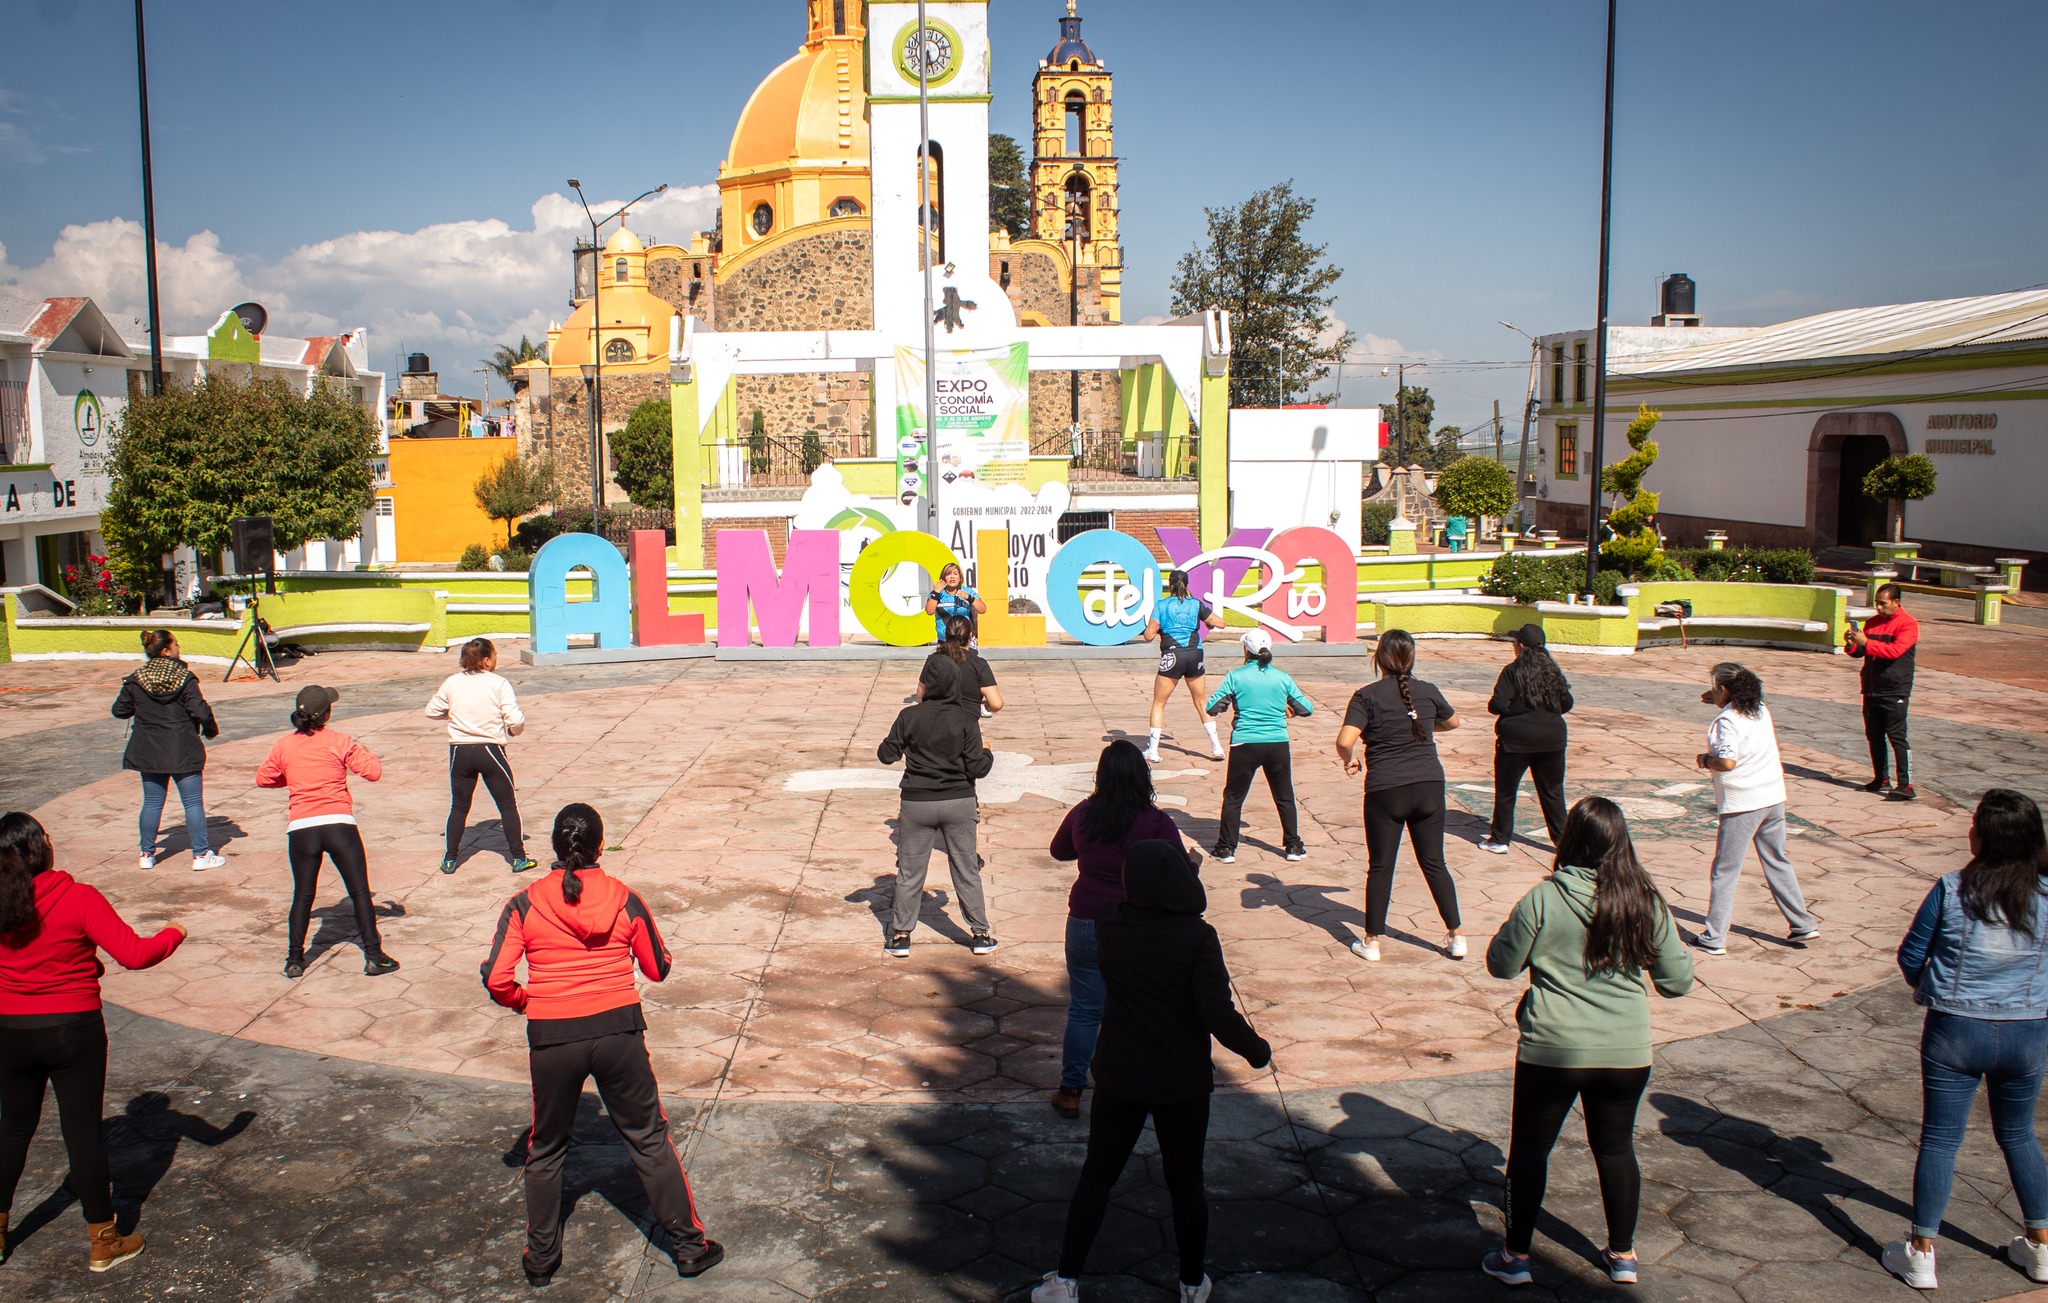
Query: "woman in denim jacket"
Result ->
[[1885, 789, 2048, 1290]]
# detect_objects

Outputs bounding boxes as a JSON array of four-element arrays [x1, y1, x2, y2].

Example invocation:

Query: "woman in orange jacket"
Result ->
[[482, 803, 721, 1287]]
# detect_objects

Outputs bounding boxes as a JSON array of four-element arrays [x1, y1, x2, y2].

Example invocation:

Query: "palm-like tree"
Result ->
[[489, 336, 545, 387]]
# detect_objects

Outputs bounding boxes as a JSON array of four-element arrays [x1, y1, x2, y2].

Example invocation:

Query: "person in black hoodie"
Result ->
[[111, 630, 223, 871], [1480, 624, 1575, 855], [1031, 839, 1271, 1303], [878, 657, 997, 957]]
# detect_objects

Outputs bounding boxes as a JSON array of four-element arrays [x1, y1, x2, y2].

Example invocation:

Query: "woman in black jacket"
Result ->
[[1031, 839, 1271, 1303], [111, 630, 222, 871], [877, 657, 997, 957], [1480, 624, 1574, 856]]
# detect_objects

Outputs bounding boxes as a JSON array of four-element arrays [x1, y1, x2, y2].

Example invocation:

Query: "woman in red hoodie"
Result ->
[[254, 685, 397, 979], [0, 811, 184, 1273], [482, 803, 721, 1287]]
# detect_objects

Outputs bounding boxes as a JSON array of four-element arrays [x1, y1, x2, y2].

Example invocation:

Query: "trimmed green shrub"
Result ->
[[513, 512, 571, 553], [1600, 405, 1665, 575], [1361, 501, 1398, 546], [1432, 457, 1516, 520], [457, 543, 491, 571], [1665, 547, 1816, 585], [1481, 554, 1581, 604], [492, 546, 532, 572], [801, 430, 827, 475]]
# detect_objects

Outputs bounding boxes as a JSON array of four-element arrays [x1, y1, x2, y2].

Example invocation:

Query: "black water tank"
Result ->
[[406, 352, 430, 374], [1661, 274, 1696, 318]]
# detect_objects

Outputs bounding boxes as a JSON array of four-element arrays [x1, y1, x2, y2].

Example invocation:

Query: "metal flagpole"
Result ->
[[917, 0, 940, 537], [1585, 0, 1619, 596], [134, 0, 164, 396]]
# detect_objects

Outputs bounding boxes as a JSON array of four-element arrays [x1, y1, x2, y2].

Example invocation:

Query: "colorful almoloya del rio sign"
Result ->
[[525, 526, 1359, 653]]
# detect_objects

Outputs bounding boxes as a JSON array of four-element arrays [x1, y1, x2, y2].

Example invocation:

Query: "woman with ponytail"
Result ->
[[111, 628, 223, 871], [1334, 629, 1465, 962], [0, 812, 185, 1273], [1691, 662, 1818, 957], [1140, 569, 1228, 763], [254, 686, 397, 979], [917, 615, 1002, 716], [1204, 628, 1314, 864], [1480, 797, 1693, 1286], [482, 804, 721, 1287]]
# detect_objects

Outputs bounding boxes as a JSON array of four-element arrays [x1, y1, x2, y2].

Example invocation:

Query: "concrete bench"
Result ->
[[1638, 616, 1828, 634]]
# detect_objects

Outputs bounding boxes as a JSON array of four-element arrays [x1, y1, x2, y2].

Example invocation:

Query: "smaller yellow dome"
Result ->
[[605, 227, 645, 254]]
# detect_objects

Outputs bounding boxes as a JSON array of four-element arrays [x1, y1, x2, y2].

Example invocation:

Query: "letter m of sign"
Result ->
[[715, 529, 842, 648]]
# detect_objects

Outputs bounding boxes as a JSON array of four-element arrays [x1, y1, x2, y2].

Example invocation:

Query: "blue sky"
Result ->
[[3, 0, 2043, 433]]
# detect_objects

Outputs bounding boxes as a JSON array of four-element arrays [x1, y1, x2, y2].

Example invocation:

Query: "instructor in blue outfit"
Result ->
[[924, 563, 986, 644], [1142, 570, 1227, 764]]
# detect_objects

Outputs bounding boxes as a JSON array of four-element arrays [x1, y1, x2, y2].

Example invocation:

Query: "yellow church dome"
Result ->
[[720, 3, 871, 256], [604, 227, 645, 255]]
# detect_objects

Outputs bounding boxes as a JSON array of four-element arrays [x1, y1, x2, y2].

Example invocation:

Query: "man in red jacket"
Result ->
[[1847, 583, 1920, 800]]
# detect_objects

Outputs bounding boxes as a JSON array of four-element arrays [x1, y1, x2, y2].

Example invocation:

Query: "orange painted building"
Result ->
[[378, 435, 523, 562]]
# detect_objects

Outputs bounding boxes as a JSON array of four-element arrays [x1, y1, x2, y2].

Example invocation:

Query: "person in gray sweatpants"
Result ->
[[878, 656, 997, 956], [1693, 663, 1818, 955]]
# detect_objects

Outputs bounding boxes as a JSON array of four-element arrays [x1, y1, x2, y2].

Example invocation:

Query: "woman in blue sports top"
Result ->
[[1141, 569, 1227, 765], [923, 563, 986, 645], [1205, 629, 1314, 864]]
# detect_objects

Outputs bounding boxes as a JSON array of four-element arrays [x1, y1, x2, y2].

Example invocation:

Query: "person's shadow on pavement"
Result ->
[[7, 1090, 254, 1247]]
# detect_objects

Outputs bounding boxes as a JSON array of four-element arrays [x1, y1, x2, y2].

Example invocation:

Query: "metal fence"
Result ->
[[710, 431, 840, 489], [1029, 427, 1198, 481]]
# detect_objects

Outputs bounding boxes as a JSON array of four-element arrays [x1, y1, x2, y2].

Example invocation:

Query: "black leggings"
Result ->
[[0, 1012, 112, 1223], [287, 822, 383, 958], [1216, 741, 1300, 851], [1491, 748, 1568, 845], [446, 743, 524, 861], [1364, 781, 1460, 935], [1863, 695, 1911, 785], [1058, 1091, 1211, 1286], [1504, 1061, 1652, 1254]]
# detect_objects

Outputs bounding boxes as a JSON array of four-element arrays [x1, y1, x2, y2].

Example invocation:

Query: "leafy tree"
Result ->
[[610, 398, 674, 509], [1169, 180, 1354, 408], [801, 430, 827, 476], [988, 133, 1032, 239], [488, 335, 544, 386], [1600, 404, 1664, 575], [1433, 456, 1516, 521], [102, 374, 378, 591], [473, 453, 558, 545], [1862, 452, 1937, 543], [1374, 387, 1462, 469]]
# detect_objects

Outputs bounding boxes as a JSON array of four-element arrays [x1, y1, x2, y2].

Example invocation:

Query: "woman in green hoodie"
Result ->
[[1481, 796, 1694, 1287]]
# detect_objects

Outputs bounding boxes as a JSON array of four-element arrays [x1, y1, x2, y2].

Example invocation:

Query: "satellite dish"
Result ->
[[231, 302, 268, 336]]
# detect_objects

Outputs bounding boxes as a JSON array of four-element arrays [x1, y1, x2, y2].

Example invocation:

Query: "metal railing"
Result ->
[[1030, 427, 1199, 481], [709, 430, 847, 489]]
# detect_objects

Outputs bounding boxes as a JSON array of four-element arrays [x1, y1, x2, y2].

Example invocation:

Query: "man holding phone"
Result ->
[[1846, 583, 1920, 800]]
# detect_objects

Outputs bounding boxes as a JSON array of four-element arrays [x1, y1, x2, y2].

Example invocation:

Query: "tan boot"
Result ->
[[87, 1219, 144, 1273]]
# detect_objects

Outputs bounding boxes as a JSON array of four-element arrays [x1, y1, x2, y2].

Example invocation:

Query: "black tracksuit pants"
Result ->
[[1364, 781, 1461, 935], [524, 1030, 705, 1275], [1504, 1062, 1652, 1255], [0, 1012, 113, 1224], [286, 823, 383, 959], [1057, 1091, 1211, 1287], [1863, 694, 1911, 785], [446, 743, 525, 862], [1215, 741, 1300, 852], [1490, 748, 1568, 845]]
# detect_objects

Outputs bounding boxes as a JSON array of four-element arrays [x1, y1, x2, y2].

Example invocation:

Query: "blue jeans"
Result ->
[[1060, 918, 1106, 1090], [139, 772, 209, 856], [1912, 1009, 2048, 1238]]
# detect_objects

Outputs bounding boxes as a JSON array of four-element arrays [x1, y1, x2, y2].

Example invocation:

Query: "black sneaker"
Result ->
[[1283, 841, 1307, 862], [885, 932, 911, 958], [674, 1239, 724, 1278], [364, 952, 402, 977], [438, 857, 458, 875], [1211, 845, 1237, 864], [970, 933, 998, 955], [1888, 784, 1919, 801], [523, 1267, 553, 1288], [1861, 777, 1892, 794], [283, 956, 305, 980]]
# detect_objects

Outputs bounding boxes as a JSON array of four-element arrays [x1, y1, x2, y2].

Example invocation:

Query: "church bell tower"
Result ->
[[1030, 1, 1121, 321]]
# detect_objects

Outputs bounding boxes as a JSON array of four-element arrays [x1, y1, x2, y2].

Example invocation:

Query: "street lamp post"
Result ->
[[1584, 0, 1619, 597], [568, 179, 668, 525], [1065, 175, 1085, 427], [1501, 321, 1539, 531], [133, 0, 163, 396]]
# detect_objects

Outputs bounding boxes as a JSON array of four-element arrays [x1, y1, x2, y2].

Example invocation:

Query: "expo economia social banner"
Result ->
[[893, 343, 1031, 498]]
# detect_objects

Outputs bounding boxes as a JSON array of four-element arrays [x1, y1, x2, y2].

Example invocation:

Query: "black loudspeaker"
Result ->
[[231, 516, 275, 575]]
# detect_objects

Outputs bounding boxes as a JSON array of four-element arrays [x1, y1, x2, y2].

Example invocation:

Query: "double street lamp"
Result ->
[[567, 179, 667, 526]]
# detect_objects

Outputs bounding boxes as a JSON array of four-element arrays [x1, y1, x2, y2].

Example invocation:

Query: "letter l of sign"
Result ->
[[629, 530, 705, 646]]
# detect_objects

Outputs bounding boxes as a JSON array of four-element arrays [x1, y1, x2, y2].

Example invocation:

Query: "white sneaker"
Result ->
[[1447, 933, 1468, 960], [1142, 748, 1160, 765], [1209, 744, 1226, 760], [1179, 1277, 1213, 1303], [139, 854, 156, 870], [191, 852, 226, 871], [1882, 1238, 1937, 1290], [2009, 1235, 2048, 1283], [1478, 837, 1512, 855], [1031, 1271, 1080, 1302], [1350, 937, 1381, 962]]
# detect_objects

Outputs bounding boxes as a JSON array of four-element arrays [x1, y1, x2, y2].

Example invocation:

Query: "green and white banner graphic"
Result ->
[[893, 342, 1031, 500]]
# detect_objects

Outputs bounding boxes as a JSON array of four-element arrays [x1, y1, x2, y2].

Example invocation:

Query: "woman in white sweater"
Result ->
[[426, 638, 533, 874]]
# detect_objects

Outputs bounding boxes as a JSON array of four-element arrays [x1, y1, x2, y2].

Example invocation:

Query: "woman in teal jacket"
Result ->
[[1204, 629, 1313, 864], [1482, 796, 1693, 1288]]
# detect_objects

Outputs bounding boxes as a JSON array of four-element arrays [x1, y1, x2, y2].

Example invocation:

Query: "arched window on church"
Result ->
[[605, 338, 634, 364], [1064, 91, 1086, 158], [916, 141, 945, 266], [833, 0, 846, 35], [614, 257, 628, 284]]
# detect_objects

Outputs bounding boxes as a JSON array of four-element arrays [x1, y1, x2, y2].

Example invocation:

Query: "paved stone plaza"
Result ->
[[5, 592, 2048, 1300]]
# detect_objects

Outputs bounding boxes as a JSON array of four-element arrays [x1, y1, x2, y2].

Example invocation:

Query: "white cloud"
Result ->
[[0, 184, 719, 372]]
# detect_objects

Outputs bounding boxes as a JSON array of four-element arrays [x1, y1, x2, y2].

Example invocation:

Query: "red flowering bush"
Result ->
[[62, 553, 141, 616]]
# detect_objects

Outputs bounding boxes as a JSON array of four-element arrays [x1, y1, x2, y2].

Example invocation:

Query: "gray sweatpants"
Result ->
[[893, 796, 987, 934], [1701, 802, 1815, 947]]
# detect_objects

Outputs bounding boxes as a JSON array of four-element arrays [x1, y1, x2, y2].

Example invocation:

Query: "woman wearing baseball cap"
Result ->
[[254, 686, 398, 978], [1204, 629, 1314, 864]]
